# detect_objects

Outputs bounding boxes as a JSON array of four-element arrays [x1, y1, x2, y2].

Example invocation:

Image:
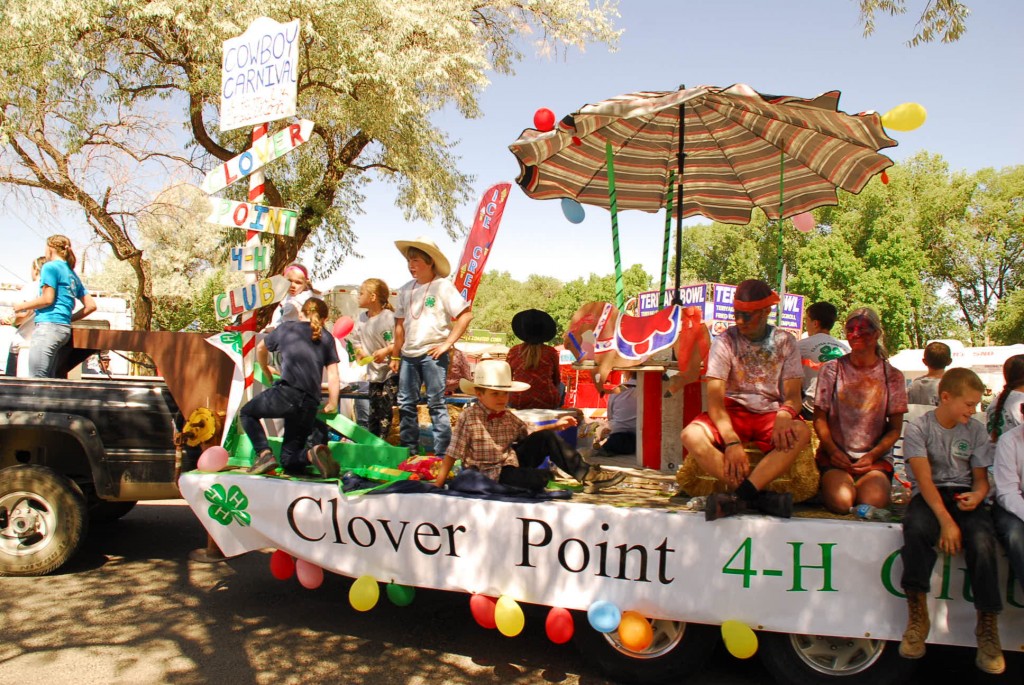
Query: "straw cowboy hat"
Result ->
[[395, 236, 451, 278], [460, 359, 531, 394], [512, 309, 557, 344]]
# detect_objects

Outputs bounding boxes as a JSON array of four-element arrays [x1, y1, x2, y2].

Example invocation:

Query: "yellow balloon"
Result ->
[[494, 595, 525, 637], [349, 575, 380, 612], [881, 103, 927, 132], [721, 620, 758, 659]]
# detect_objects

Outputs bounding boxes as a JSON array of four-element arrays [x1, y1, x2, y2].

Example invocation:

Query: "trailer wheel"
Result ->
[[0, 465, 88, 576], [758, 631, 917, 685], [573, 615, 717, 685]]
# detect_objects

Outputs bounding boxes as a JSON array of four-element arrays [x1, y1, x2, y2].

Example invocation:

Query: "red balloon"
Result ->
[[571, 136, 583, 146], [469, 593, 497, 629], [269, 550, 294, 581], [332, 316, 354, 340], [533, 108, 555, 132], [881, 170, 890, 185], [545, 607, 575, 644]]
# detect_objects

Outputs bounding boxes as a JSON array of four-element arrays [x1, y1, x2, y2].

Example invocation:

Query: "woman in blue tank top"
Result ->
[[12, 234, 97, 378]]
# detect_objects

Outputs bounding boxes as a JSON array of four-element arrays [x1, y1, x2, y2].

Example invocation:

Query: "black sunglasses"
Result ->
[[734, 310, 758, 322]]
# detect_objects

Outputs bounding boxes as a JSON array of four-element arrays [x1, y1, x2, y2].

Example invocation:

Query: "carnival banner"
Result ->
[[179, 473, 1023, 649], [455, 182, 511, 303]]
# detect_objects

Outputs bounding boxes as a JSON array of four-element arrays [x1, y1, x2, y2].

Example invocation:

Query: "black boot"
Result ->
[[706, 493, 749, 521], [755, 491, 793, 518]]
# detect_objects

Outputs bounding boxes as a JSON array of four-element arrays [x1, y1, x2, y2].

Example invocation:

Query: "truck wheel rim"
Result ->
[[788, 633, 885, 675], [0, 491, 57, 557], [603, 619, 685, 660]]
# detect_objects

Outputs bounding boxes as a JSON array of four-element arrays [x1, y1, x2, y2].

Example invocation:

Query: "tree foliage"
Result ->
[[679, 152, 1022, 353], [858, 0, 970, 46], [472, 264, 652, 344], [0, 0, 620, 329]]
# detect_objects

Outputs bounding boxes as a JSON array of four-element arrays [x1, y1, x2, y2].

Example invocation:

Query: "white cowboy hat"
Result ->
[[395, 236, 451, 278], [460, 359, 530, 394]]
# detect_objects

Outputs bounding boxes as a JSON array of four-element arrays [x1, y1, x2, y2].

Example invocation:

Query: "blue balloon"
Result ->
[[587, 600, 621, 633], [561, 198, 586, 224]]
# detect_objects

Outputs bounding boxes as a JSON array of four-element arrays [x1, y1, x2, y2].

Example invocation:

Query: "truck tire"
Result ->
[[572, 615, 718, 684], [0, 465, 88, 576], [758, 631, 917, 685], [89, 500, 138, 524]]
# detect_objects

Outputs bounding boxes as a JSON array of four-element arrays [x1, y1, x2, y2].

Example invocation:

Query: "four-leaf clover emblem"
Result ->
[[204, 483, 251, 527]]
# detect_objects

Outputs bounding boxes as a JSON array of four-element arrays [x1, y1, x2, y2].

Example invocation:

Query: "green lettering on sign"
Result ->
[[204, 483, 251, 527], [723, 537, 758, 588]]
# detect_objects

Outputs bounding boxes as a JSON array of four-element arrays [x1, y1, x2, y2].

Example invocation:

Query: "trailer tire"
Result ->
[[572, 615, 718, 685], [0, 465, 88, 576], [758, 631, 917, 685]]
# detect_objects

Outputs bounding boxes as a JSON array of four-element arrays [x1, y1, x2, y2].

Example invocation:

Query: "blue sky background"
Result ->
[[1, 0, 1021, 291]]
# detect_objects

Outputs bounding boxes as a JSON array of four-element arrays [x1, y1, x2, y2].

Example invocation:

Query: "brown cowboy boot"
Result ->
[[898, 591, 929, 659], [975, 611, 1005, 675]]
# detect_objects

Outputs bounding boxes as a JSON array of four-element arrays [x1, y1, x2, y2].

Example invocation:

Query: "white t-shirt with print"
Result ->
[[394, 277, 469, 357]]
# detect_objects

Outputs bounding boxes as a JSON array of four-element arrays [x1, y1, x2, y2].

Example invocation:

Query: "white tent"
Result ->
[[889, 340, 1024, 394]]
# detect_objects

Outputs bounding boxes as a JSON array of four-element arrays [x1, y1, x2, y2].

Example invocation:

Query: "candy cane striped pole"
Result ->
[[605, 141, 624, 311], [241, 122, 269, 400]]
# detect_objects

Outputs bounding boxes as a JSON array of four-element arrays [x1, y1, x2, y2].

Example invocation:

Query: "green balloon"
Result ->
[[386, 583, 416, 607]]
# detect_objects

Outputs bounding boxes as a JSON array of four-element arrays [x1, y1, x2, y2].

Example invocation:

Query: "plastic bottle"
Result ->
[[850, 503, 891, 521]]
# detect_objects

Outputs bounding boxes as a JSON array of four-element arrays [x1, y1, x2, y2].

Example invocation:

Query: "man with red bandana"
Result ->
[[681, 279, 810, 520]]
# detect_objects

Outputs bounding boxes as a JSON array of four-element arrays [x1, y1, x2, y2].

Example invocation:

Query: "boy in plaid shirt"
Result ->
[[433, 360, 623, 492]]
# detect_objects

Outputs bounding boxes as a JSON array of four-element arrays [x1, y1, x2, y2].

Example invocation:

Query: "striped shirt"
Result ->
[[446, 402, 528, 481]]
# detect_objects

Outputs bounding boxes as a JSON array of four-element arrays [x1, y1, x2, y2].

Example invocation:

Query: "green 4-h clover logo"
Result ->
[[817, 345, 845, 362], [204, 483, 251, 527], [383, 331, 393, 342], [425, 295, 436, 308]]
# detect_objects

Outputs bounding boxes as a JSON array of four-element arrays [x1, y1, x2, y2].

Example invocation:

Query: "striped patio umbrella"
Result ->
[[509, 83, 897, 307], [510, 83, 896, 222]]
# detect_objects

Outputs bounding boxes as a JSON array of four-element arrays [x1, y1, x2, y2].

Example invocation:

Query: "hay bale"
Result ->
[[384, 403, 464, 449], [675, 421, 820, 502]]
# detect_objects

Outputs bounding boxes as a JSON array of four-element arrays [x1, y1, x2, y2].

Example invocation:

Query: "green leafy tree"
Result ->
[[0, 0, 620, 329], [858, 0, 970, 46], [989, 289, 1024, 345]]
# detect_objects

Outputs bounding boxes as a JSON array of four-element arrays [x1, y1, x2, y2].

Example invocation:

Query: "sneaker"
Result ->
[[308, 444, 340, 479], [755, 491, 793, 518], [247, 450, 278, 475], [582, 466, 626, 493], [705, 493, 748, 521]]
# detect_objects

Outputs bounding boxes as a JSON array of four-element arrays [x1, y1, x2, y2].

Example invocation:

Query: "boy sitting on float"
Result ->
[[432, 359, 623, 493]]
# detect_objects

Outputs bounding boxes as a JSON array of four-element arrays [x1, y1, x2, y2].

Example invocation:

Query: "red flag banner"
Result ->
[[455, 182, 511, 304]]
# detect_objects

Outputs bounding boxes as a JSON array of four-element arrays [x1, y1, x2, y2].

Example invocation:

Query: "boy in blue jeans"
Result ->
[[899, 368, 1004, 674]]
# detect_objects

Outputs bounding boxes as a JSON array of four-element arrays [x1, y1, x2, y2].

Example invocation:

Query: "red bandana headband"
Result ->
[[733, 292, 780, 312]]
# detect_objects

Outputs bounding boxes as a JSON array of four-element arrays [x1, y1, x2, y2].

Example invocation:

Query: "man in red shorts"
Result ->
[[681, 279, 809, 520]]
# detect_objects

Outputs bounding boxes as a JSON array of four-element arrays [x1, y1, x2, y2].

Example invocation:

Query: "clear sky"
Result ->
[[1, 0, 1021, 292]]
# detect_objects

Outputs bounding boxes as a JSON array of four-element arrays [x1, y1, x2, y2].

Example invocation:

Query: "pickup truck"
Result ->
[[0, 328, 235, 576]]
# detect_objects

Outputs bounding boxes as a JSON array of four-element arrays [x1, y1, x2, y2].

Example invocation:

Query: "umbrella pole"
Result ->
[[605, 141, 625, 311], [776, 150, 786, 326], [659, 170, 675, 309], [673, 102, 685, 306]]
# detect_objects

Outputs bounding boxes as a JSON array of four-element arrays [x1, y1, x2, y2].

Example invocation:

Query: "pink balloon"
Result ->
[[332, 316, 354, 340], [295, 559, 324, 590], [792, 212, 815, 233], [533, 108, 555, 132], [197, 445, 230, 472]]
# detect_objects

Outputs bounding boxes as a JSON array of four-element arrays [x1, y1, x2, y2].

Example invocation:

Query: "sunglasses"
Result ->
[[734, 310, 762, 322], [845, 322, 878, 338]]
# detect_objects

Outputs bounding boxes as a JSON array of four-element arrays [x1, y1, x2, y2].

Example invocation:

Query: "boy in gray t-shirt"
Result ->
[[898, 368, 1005, 675]]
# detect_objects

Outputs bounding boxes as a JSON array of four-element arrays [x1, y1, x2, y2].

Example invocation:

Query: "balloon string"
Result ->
[[660, 170, 675, 309], [605, 141, 624, 311]]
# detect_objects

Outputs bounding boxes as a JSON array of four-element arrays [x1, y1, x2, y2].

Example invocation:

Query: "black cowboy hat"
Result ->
[[511, 309, 557, 344]]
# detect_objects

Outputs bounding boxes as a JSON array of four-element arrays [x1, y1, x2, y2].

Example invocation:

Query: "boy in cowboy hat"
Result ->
[[389, 236, 474, 457], [433, 359, 624, 493], [681, 279, 809, 520]]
